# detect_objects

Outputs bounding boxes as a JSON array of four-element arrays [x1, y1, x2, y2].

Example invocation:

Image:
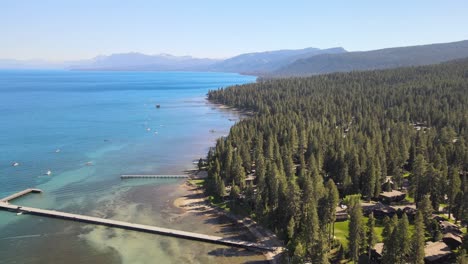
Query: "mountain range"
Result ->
[[2, 40, 468, 77], [272, 40, 468, 77], [0, 47, 347, 74]]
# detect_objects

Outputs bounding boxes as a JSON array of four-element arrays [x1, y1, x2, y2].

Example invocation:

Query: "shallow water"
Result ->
[[0, 70, 265, 263]]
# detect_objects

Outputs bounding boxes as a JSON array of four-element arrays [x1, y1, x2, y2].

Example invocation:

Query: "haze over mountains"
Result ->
[[0, 47, 347, 73], [2, 40, 468, 77], [273, 40, 468, 77]]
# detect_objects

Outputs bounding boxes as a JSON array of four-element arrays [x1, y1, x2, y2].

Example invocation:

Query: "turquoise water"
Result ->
[[0, 70, 263, 264]]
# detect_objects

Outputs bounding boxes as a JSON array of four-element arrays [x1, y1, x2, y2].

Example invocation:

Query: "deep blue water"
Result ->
[[0, 70, 260, 264]]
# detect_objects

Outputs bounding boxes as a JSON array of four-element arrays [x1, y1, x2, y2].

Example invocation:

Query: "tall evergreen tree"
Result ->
[[410, 211, 426, 264], [348, 197, 364, 263], [366, 213, 376, 262]]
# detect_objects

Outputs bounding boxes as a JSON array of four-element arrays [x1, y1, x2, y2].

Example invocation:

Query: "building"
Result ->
[[424, 241, 453, 263], [378, 190, 406, 204]]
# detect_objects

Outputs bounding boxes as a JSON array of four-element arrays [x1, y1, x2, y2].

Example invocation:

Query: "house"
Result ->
[[439, 221, 462, 235], [442, 233, 463, 249], [335, 205, 348, 222], [424, 241, 453, 263], [373, 206, 397, 219], [371, 242, 384, 261], [245, 175, 256, 185], [378, 190, 406, 204]]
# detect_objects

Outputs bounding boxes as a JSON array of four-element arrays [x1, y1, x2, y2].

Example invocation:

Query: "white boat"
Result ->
[[55, 149, 61, 153], [146, 128, 151, 131], [16, 212, 23, 216], [45, 170, 52, 176], [86, 161, 93, 166], [12, 162, 20, 167]]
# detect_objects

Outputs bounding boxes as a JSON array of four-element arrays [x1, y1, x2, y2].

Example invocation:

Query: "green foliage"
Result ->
[[348, 200, 364, 262], [410, 212, 426, 264], [273, 40, 468, 77], [203, 58, 468, 261]]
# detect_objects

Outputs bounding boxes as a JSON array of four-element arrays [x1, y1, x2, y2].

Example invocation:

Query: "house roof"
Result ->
[[379, 190, 405, 198], [373, 243, 384, 256], [424, 241, 452, 262]]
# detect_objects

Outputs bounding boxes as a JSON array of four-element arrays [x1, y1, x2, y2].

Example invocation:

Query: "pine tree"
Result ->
[[348, 197, 364, 263], [396, 213, 410, 263], [326, 179, 339, 246], [410, 211, 425, 264], [418, 195, 433, 229], [366, 213, 376, 262], [448, 168, 461, 219]]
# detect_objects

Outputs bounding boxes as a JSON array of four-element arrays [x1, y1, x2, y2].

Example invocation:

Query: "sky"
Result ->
[[1, 0, 468, 61]]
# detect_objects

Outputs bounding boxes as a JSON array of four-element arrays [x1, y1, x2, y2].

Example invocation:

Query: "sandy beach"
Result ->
[[173, 170, 284, 263]]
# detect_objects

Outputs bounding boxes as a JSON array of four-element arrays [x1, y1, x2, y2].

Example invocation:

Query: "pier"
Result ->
[[120, 174, 189, 179], [0, 189, 278, 252], [0, 188, 42, 203]]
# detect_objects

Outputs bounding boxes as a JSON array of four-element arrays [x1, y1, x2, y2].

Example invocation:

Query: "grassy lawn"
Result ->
[[405, 195, 415, 203], [334, 220, 350, 249], [188, 179, 205, 187], [334, 217, 387, 250]]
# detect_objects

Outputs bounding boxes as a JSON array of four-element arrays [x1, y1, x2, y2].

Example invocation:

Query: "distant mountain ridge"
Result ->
[[273, 40, 468, 77], [69, 52, 220, 71], [3, 40, 468, 77], [206, 47, 346, 74], [0, 47, 347, 73]]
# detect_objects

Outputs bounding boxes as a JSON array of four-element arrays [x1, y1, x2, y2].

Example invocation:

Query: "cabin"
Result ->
[[378, 190, 406, 204], [424, 241, 453, 263], [401, 206, 417, 220], [335, 205, 348, 222], [439, 221, 462, 235], [442, 233, 463, 249], [373, 206, 397, 219], [371, 242, 384, 261], [245, 175, 256, 185]]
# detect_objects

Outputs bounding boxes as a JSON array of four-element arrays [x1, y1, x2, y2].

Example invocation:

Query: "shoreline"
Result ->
[[173, 169, 284, 263]]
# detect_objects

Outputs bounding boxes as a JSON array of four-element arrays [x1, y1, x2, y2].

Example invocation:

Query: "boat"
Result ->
[[86, 161, 93, 166], [146, 128, 151, 131], [16, 212, 23, 216], [156, 104, 161, 108], [12, 162, 19, 167], [45, 170, 52, 176], [55, 149, 61, 153]]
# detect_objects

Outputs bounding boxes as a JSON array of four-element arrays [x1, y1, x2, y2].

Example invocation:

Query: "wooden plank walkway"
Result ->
[[120, 175, 189, 179], [0, 190, 277, 252], [0, 188, 42, 202]]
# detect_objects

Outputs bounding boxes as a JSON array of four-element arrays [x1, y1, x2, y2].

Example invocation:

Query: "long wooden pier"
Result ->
[[0, 188, 42, 202], [0, 189, 277, 252], [120, 174, 189, 179]]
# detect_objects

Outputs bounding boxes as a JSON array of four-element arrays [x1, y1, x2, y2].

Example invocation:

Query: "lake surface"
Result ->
[[0, 70, 264, 263]]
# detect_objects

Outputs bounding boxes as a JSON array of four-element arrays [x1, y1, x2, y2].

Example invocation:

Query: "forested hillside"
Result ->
[[204, 59, 468, 263], [273, 40, 468, 77], [207, 47, 346, 74]]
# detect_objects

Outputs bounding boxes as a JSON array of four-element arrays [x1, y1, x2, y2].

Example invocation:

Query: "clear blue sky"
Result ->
[[2, 0, 468, 61]]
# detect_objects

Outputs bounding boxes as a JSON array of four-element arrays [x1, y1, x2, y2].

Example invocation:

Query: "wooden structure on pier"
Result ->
[[0, 189, 279, 252]]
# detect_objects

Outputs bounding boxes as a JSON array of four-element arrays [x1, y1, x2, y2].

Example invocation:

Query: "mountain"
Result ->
[[273, 40, 468, 77], [0, 47, 347, 73], [69, 52, 220, 71], [207, 47, 346, 74]]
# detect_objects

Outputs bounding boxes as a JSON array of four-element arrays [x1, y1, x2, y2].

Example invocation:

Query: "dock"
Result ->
[[0, 188, 42, 203], [0, 189, 278, 252], [120, 174, 189, 179]]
